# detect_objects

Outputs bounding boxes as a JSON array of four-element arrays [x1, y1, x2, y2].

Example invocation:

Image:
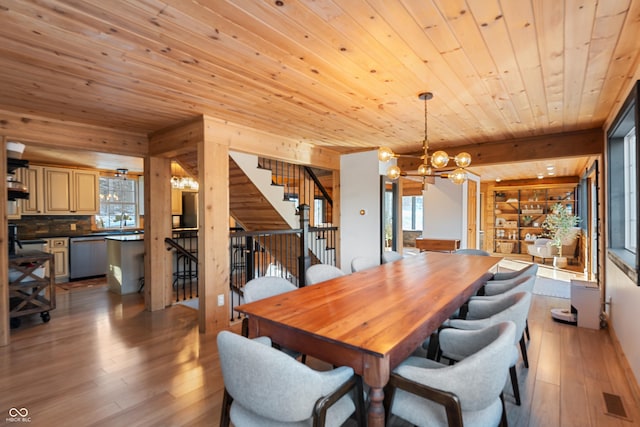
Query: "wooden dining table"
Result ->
[[235, 251, 500, 426]]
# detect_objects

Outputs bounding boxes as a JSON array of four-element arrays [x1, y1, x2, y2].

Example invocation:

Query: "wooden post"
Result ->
[[143, 156, 173, 311], [199, 117, 230, 333]]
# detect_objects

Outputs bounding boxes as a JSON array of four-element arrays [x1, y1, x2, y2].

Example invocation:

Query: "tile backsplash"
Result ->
[[11, 216, 93, 240]]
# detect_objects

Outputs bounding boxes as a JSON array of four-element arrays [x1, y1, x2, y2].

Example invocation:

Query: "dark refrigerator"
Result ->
[[181, 192, 198, 228]]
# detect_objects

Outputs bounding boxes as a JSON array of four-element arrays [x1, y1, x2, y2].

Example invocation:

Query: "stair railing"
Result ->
[[257, 158, 333, 225], [165, 229, 198, 302]]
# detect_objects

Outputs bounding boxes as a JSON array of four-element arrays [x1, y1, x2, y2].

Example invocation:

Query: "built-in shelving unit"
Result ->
[[493, 184, 577, 255], [7, 158, 29, 201]]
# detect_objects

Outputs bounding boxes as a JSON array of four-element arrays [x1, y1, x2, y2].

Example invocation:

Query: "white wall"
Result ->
[[605, 259, 640, 383], [340, 150, 381, 273], [421, 173, 480, 249]]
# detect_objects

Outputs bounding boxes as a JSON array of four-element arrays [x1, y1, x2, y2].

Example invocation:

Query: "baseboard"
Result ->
[[607, 318, 640, 408]]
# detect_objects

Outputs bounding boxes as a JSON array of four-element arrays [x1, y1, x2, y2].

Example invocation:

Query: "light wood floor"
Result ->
[[1, 282, 638, 427]]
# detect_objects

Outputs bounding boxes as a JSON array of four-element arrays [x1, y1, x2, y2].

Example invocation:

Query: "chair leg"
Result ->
[[509, 366, 521, 406], [220, 389, 233, 427], [499, 393, 509, 427], [520, 335, 529, 369], [525, 319, 530, 341]]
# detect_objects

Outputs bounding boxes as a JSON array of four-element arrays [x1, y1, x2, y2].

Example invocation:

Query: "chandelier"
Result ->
[[170, 162, 199, 190], [378, 92, 471, 187]]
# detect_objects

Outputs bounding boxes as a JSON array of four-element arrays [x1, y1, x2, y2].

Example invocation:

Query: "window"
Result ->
[[97, 176, 138, 229], [624, 127, 637, 253], [607, 80, 639, 283], [402, 196, 423, 231]]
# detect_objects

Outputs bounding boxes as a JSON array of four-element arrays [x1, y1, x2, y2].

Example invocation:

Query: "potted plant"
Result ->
[[541, 203, 580, 268]]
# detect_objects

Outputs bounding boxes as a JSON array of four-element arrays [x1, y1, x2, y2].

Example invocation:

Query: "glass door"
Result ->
[[381, 176, 399, 252]]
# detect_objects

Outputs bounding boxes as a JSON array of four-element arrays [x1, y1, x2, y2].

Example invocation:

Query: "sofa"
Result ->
[[526, 228, 580, 264]]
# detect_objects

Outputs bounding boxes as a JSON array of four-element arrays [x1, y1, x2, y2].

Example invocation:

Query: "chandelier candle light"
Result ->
[[378, 92, 471, 188]]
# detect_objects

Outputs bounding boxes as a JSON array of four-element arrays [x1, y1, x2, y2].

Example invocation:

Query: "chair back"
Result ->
[[491, 262, 538, 281], [243, 276, 297, 303], [305, 264, 345, 285], [382, 250, 403, 263], [454, 248, 490, 256], [217, 331, 355, 423], [483, 274, 536, 297], [466, 292, 532, 344], [350, 256, 379, 272], [439, 322, 516, 412]]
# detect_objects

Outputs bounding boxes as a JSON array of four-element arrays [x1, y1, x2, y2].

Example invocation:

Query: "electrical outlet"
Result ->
[[70, 224, 76, 231], [217, 294, 224, 306]]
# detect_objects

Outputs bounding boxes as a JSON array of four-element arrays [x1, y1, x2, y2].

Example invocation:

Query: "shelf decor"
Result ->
[[492, 183, 578, 257]]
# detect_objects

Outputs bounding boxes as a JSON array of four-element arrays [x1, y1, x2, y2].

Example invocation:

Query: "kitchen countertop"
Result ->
[[19, 230, 144, 240], [106, 234, 144, 242]]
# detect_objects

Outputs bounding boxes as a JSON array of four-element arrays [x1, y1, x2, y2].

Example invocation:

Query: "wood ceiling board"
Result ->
[[0, 0, 638, 181]]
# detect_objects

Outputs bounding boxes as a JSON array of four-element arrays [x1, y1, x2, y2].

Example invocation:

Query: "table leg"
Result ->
[[368, 386, 386, 426]]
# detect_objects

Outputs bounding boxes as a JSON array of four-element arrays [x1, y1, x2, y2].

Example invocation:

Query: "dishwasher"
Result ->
[[69, 236, 108, 279]]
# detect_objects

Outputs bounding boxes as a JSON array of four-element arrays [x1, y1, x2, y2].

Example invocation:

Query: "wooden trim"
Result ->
[[149, 117, 203, 158], [492, 176, 581, 189], [204, 116, 341, 170], [606, 320, 640, 409], [398, 128, 604, 170], [0, 135, 8, 346]]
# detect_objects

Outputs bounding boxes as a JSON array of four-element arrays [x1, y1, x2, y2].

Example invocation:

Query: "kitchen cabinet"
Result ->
[[21, 165, 44, 214], [45, 238, 69, 282], [22, 165, 99, 215], [171, 188, 182, 215], [106, 235, 144, 295], [45, 167, 99, 214]]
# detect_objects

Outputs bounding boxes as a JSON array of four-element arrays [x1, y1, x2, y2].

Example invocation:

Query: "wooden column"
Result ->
[[0, 136, 8, 345], [143, 156, 173, 311], [199, 117, 230, 332]]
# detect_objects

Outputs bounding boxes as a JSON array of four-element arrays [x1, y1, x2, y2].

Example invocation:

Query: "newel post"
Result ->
[[298, 204, 311, 287]]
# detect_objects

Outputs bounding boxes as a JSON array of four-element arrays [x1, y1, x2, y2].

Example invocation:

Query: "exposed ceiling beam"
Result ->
[[0, 109, 148, 156], [398, 128, 604, 170]]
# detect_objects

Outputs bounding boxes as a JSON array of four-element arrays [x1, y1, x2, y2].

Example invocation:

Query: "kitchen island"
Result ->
[[106, 235, 144, 295]]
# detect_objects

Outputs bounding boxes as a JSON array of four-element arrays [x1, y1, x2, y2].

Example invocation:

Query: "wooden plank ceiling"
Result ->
[[1, 0, 639, 181]]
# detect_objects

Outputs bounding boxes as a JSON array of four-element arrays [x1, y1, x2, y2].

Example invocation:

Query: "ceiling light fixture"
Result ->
[[378, 92, 471, 189], [115, 168, 128, 180]]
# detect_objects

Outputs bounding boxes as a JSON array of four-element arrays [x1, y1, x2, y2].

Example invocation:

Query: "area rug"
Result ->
[[532, 276, 570, 299], [57, 277, 108, 290], [497, 262, 571, 299]]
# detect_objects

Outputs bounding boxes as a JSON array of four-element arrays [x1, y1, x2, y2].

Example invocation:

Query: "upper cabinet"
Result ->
[[22, 166, 99, 215], [21, 165, 44, 215]]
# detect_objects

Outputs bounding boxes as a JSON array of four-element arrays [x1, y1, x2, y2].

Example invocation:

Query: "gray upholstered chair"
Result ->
[[479, 273, 536, 342], [243, 276, 297, 304], [305, 264, 345, 285], [382, 250, 403, 264], [218, 331, 366, 427], [443, 292, 532, 406], [386, 322, 516, 427], [489, 263, 538, 282], [454, 248, 491, 256], [241, 276, 305, 362], [350, 256, 379, 272]]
